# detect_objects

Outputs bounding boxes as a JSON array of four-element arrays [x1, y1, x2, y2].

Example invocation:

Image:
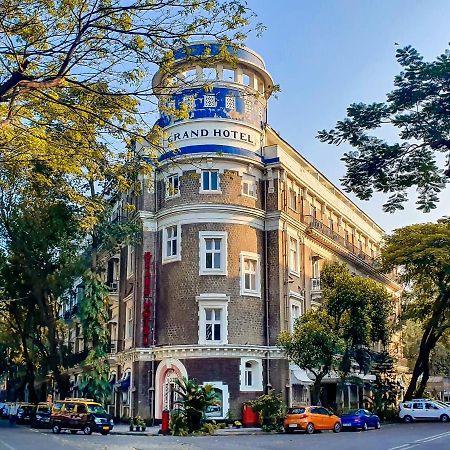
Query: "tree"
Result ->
[[173, 377, 218, 433], [279, 262, 393, 404], [0, 0, 260, 174], [318, 44, 450, 213], [382, 219, 450, 399], [279, 309, 342, 404]]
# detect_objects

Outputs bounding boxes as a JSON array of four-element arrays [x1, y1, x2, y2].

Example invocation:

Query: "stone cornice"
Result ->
[[112, 345, 285, 364]]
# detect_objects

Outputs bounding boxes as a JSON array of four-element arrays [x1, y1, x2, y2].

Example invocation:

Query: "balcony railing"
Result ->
[[311, 277, 321, 291], [302, 215, 376, 266], [108, 280, 119, 294]]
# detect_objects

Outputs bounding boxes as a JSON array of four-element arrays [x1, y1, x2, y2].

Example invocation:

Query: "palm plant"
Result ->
[[173, 377, 218, 433]]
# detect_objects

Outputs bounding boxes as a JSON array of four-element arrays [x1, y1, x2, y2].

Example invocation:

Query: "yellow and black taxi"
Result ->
[[50, 398, 114, 435]]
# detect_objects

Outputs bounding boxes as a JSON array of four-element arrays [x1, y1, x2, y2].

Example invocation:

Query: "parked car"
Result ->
[[283, 406, 342, 434], [340, 409, 381, 431], [31, 403, 52, 428], [399, 400, 450, 423], [16, 404, 36, 424], [50, 398, 114, 435]]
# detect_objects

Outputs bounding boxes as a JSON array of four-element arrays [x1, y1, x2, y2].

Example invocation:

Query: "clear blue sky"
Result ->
[[244, 0, 450, 232]]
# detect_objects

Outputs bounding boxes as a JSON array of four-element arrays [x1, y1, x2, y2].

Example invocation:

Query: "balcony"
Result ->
[[107, 340, 122, 354], [311, 277, 321, 291], [108, 280, 119, 294], [302, 215, 376, 266]]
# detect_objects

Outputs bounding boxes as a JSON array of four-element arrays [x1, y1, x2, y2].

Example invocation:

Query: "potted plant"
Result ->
[[134, 416, 142, 431], [234, 420, 242, 429], [129, 418, 134, 432], [226, 410, 234, 428], [141, 418, 147, 432]]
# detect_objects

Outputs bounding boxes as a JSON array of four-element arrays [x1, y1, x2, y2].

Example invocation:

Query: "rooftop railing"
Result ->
[[302, 215, 376, 266]]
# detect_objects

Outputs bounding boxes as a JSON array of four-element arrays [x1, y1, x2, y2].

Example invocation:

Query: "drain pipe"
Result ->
[[263, 176, 271, 392]]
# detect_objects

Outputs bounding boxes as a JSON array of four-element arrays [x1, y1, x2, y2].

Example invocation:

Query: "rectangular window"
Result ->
[[311, 205, 317, 218], [197, 294, 229, 345], [126, 246, 134, 278], [289, 189, 297, 210], [205, 308, 222, 341], [166, 174, 180, 198], [242, 175, 257, 198], [290, 297, 304, 332], [225, 95, 236, 110], [201, 170, 220, 192], [199, 231, 227, 275], [240, 252, 261, 297], [204, 94, 216, 107], [126, 307, 133, 339], [163, 224, 181, 262], [329, 217, 334, 230], [289, 237, 299, 274]]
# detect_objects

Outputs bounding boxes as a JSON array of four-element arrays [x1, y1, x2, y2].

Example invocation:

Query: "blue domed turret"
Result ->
[[153, 42, 274, 162]]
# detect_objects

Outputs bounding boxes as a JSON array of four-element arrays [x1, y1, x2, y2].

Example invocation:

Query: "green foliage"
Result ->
[[279, 262, 393, 403], [172, 377, 219, 433], [318, 44, 450, 212], [248, 391, 284, 432], [78, 270, 111, 402], [382, 219, 450, 399], [169, 409, 189, 436], [365, 352, 402, 421]]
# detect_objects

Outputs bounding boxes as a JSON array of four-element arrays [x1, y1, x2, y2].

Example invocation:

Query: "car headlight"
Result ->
[[94, 418, 103, 424], [109, 419, 114, 425]]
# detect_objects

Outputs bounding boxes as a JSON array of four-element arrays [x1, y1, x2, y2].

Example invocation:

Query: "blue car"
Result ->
[[340, 409, 381, 431]]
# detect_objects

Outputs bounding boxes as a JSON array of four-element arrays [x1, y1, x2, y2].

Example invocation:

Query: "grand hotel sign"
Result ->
[[165, 122, 260, 150]]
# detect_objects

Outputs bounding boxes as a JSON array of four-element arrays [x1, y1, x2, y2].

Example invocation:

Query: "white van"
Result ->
[[399, 400, 450, 423]]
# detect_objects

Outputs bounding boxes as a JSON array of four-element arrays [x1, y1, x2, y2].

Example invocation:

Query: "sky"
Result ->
[[244, 0, 450, 232]]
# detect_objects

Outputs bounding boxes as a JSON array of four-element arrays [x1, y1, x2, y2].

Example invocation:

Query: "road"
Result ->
[[0, 420, 450, 450]]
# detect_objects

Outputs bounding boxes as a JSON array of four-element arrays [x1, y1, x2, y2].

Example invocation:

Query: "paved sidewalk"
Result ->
[[110, 423, 265, 436]]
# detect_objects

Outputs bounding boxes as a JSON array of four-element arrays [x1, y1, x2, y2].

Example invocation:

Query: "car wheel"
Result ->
[[440, 414, 449, 423], [100, 431, 109, 436], [333, 422, 342, 433], [52, 423, 61, 434], [70, 430, 78, 434], [362, 422, 368, 431], [375, 421, 381, 429], [83, 425, 92, 435], [306, 423, 315, 434], [284, 427, 294, 433], [403, 415, 413, 423]]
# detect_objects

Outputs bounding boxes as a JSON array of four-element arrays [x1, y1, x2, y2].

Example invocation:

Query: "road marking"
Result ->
[[388, 430, 450, 450], [0, 438, 18, 450]]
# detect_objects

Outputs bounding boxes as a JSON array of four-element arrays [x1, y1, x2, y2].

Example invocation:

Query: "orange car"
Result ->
[[283, 405, 342, 434]]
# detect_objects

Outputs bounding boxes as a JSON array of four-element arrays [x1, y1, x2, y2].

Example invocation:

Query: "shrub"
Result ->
[[249, 391, 285, 432]]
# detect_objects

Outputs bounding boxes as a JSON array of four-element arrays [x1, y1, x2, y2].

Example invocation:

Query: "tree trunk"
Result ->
[[404, 326, 440, 401], [311, 374, 325, 405]]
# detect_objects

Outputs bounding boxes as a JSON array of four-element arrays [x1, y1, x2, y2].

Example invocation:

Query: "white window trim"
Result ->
[[162, 223, 181, 264], [289, 293, 305, 333], [165, 173, 181, 199], [202, 381, 229, 419], [241, 174, 257, 199], [126, 245, 134, 279], [199, 231, 228, 275], [200, 169, 221, 194], [239, 357, 263, 392], [288, 235, 300, 277], [196, 294, 229, 345], [239, 251, 261, 297]]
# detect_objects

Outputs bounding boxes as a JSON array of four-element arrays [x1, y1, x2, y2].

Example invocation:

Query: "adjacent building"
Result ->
[[62, 42, 402, 419]]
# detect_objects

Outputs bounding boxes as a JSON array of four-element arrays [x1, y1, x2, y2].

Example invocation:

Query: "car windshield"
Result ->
[[342, 409, 360, 415], [38, 406, 51, 413], [20, 406, 34, 412], [288, 407, 306, 414], [87, 404, 107, 414]]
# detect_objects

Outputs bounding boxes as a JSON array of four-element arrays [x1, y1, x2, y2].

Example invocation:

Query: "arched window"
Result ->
[[163, 369, 180, 411], [240, 358, 263, 391]]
